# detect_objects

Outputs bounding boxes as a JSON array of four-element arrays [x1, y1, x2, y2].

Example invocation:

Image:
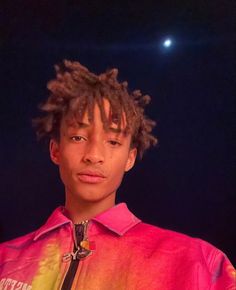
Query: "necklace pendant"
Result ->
[[76, 248, 92, 259]]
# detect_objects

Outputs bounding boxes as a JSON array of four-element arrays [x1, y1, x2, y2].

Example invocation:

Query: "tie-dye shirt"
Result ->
[[0, 203, 235, 290]]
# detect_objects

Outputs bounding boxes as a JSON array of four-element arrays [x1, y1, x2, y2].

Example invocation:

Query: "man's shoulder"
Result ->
[[0, 231, 36, 250], [0, 206, 68, 251], [0, 230, 36, 264], [129, 221, 222, 259]]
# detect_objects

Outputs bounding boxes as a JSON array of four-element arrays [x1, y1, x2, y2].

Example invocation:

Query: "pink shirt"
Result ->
[[0, 203, 235, 289]]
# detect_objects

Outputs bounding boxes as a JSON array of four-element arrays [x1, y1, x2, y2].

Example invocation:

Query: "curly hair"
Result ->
[[33, 60, 157, 158]]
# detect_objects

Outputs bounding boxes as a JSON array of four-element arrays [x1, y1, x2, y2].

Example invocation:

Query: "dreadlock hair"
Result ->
[[33, 60, 157, 158]]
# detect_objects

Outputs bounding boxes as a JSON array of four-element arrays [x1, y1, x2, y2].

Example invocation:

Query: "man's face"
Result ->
[[50, 99, 137, 209]]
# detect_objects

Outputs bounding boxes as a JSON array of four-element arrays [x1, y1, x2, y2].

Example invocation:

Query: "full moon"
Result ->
[[163, 38, 172, 48]]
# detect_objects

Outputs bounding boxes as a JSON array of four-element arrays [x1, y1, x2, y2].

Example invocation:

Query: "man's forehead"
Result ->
[[63, 99, 128, 131], [63, 117, 125, 131]]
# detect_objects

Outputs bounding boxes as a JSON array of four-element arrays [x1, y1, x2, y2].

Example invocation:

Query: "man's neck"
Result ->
[[64, 194, 116, 224]]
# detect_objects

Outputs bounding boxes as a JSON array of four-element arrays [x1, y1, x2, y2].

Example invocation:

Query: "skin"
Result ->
[[50, 99, 137, 223]]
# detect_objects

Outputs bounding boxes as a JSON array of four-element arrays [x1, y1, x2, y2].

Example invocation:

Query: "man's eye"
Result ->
[[108, 140, 121, 146], [70, 136, 86, 142]]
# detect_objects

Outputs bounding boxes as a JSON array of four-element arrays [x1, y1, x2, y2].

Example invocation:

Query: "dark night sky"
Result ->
[[0, 1, 235, 265]]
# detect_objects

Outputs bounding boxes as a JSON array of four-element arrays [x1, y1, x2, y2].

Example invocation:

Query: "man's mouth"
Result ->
[[77, 170, 106, 184]]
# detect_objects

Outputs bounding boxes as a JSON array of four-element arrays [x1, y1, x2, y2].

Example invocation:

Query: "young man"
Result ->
[[0, 60, 235, 290]]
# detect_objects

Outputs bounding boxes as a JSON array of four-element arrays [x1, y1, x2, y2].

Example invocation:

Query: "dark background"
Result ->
[[0, 1, 235, 265]]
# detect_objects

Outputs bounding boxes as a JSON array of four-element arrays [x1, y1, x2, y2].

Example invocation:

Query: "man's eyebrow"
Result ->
[[67, 122, 124, 133], [108, 127, 123, 134], [67, 122, 90, 129], [65, 123, 89, 132], [77, 122, 90, 128]]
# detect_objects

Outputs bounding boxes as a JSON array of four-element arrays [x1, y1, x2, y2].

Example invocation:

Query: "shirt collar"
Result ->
[[91, 203, 141, 236], [33, 206, 71, 241], [33, 203, 141, 240]]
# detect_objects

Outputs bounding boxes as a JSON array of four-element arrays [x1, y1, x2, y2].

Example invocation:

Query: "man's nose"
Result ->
[[82, 139, 105, 164]]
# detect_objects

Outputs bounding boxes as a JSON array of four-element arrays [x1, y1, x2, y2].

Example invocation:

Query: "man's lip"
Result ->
[[77, 172, 106, 184], [78, 170, 106, 178]]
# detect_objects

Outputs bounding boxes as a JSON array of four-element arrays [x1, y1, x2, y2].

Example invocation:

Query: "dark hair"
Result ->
[[33, 60, 157, 158]]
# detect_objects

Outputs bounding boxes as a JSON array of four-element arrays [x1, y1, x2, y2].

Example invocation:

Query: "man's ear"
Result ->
[[125, 148, 137, 172], [49, 139, 60, 165]]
